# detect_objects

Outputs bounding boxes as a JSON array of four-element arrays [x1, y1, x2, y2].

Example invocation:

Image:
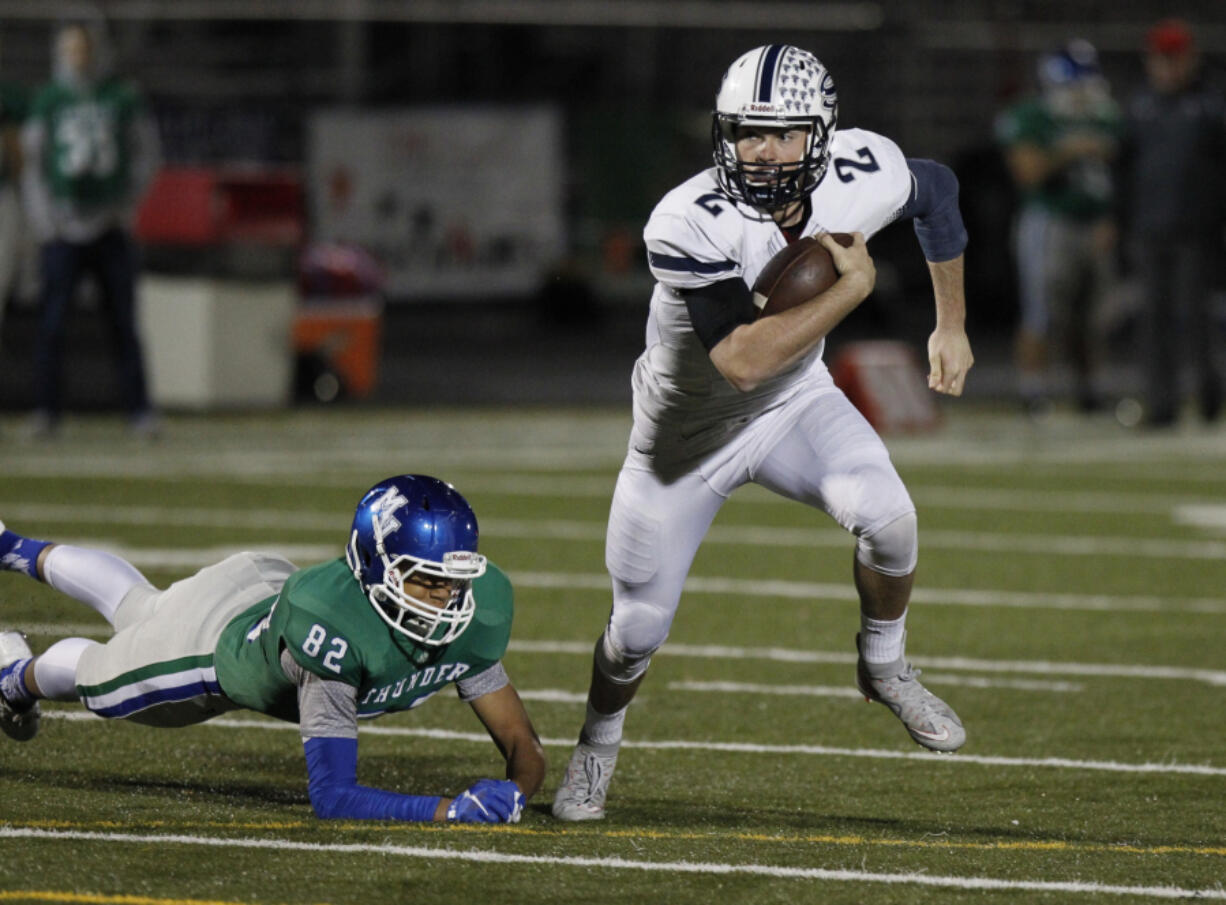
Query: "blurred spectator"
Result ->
[[995, 39, 1121, 416], [1117, 19, 1226, 428], [20, 22, 161, 438], [0, 46, 28, 329]]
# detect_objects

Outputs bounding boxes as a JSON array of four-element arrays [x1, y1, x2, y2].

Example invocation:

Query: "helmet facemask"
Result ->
[[712, 115, 834, 210], [350, 533, 486, 646]]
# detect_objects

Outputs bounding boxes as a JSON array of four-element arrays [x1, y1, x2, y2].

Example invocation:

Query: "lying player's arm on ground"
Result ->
[[453, 662, 545, 811], [897, 159, 973, 396], [288, 650, 447, 821], [690, 233, 875, 393], [466, 681, 546, 801]]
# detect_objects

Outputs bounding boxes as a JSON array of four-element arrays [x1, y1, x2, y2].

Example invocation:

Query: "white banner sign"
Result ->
[[309, 106, 563, 299]]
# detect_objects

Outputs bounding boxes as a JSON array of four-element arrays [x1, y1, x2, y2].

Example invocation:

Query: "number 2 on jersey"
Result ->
[[302, 623, 349, 674], [833, 147, 880, 183]]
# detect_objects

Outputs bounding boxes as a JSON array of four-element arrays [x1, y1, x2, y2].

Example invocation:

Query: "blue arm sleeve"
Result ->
[[898, 158, 968, 263], [303, 736, 441, 822]]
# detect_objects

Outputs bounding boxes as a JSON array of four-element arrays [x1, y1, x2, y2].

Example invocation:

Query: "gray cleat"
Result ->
[[856, 633, 965, 753], [0, 630, 39, 742], [552, 738, 619, 821]]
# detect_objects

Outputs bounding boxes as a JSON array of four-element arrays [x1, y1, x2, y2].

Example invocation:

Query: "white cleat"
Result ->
[[552, 740, 619, 821], [856, 633, 965, 753]]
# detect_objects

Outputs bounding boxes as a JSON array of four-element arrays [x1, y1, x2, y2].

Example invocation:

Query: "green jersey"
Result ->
[[29, 76, 145, 208], [995, 96, 1122, 221], [212, 558, 513, 723]]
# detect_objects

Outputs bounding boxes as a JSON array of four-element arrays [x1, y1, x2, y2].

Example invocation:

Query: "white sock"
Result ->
[[33, 637, 97, 701], [860, 613, 906, 664], [42, 546, 153, 626], [581, 700, 628, 748]]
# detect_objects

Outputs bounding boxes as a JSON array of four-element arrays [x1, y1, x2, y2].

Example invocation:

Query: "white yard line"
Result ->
[[4, 467, 1222, 515], [669, 675, 1085, 695], [508, 640, 1226, 686], [41, 712, 1226, 777], [512, 570, 1226, 614], [4, 501, 1225, 562], [15, 627, 1226, 687], [1, 828, 1224, 899]]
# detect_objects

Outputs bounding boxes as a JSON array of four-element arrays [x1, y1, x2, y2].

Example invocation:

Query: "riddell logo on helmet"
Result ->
[[745, 103, 781, 114]]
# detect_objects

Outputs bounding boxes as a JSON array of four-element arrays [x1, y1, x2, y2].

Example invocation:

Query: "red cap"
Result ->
[[1146, 19, 1194, 55]]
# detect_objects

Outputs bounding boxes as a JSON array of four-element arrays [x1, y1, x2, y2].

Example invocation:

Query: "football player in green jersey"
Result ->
[[995, 39, 1122, 415], [0, 70, 29, 328], [21, 22, 160, 437], [0, 475, 546, 824]]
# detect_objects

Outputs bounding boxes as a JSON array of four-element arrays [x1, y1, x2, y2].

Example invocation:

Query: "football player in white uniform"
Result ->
[[553, 45, 974, 821]]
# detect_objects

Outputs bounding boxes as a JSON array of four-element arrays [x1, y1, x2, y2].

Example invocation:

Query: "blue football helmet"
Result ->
[[1038, 39, 1102, 90], [345, 475, 487, 646]]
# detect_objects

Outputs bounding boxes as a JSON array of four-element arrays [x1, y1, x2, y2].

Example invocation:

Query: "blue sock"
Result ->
[[0, 530, 50, 579], [0, 657, 34, 706]]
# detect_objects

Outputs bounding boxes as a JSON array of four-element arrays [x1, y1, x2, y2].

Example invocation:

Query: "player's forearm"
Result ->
[[712, 271, 872, 391], [303, 736, 442, 822], [504, 732, 547, 800], [927, 254, 966, 330]]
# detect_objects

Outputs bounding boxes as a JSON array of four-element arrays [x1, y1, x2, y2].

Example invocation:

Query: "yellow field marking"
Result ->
[[11, 819, 1224, 859], [0, 892, 326, 905]]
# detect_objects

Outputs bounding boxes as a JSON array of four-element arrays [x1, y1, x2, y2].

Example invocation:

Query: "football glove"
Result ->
[[445, 778, 524, 824]]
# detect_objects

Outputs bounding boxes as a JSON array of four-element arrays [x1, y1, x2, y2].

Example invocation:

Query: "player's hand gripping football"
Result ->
[[819, 231, 875, 299], [446, 778, 525, 824]]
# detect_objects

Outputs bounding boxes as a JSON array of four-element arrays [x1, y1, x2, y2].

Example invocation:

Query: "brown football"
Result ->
[[752, 233, 854, 318]]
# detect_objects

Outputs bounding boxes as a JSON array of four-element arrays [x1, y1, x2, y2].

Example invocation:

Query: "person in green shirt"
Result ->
[[0, 474, 546, 824], [0, 75, 30, 328], [20, 22, 161, 437], [995, 39, 1122, 415]]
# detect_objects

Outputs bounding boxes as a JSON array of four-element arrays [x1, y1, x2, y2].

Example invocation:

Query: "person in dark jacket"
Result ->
[[1118, 19, 1226, 427]]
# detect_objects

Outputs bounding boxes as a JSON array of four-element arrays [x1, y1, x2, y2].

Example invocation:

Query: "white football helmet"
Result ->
[[712, 45, 838, 210]]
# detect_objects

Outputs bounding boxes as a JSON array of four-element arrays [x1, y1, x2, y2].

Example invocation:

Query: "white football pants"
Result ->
[[603, 387, 915, 670]]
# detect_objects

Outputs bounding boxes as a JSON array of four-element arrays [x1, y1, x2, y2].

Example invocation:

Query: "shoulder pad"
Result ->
[[644, 171, 743, 289], [462, 563, 514, 662]]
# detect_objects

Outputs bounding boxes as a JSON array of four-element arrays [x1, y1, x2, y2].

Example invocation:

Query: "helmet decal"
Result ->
[[755, 43, 784, 103], [369, 487, 407, 545]]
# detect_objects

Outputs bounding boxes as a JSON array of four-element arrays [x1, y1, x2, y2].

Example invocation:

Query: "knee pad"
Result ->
[[597, 601, 672, 684], [33, 637, 97, 701], [856, 510, 917, 577]]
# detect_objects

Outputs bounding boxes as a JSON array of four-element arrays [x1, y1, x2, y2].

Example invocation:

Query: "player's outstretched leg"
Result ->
[[856, 632, 965, 752], [0, 631, 40, 741], [552, 736, 620, 821]]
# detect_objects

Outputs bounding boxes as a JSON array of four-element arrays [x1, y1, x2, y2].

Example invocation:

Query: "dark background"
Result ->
[[0, 0, 1222, 409]]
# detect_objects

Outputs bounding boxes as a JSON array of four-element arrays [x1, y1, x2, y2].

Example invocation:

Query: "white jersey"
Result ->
[[632, 127, 912, 461]]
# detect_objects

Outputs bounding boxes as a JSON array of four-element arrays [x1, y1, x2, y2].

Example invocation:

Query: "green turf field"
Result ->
[[1, 406, 1223, 904]]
